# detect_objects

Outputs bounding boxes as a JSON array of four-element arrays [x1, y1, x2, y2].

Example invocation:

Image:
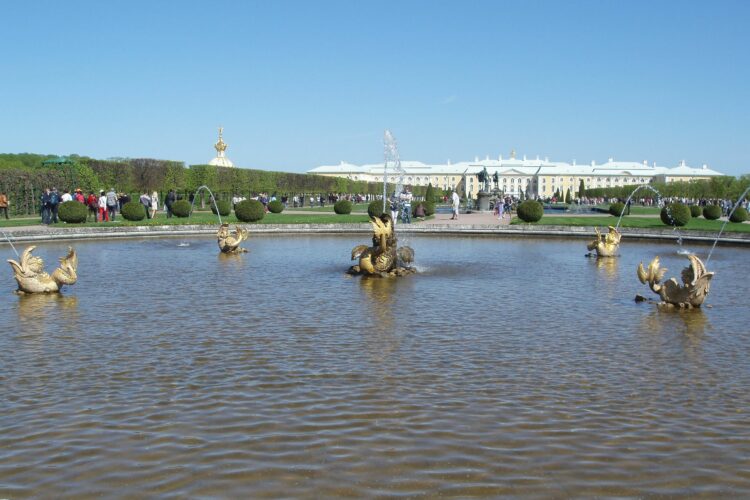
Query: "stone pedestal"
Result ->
[[477, 191, 493, 212]]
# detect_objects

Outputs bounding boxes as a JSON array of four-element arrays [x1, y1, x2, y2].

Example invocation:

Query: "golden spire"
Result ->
[[214, 126, 228, 155]]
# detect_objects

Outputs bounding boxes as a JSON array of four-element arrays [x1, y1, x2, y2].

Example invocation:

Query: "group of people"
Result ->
[[388, 186, 415, 224], [34, 187, 166, 223]]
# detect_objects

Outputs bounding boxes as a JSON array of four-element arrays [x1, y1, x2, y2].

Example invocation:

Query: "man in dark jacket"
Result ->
[[165, 189, 176, 218]]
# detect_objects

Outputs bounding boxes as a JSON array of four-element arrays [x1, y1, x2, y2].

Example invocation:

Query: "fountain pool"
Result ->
[[1, 235, 749, 497]]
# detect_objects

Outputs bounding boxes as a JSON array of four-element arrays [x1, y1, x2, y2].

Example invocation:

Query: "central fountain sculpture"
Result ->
[[636, 254, 714, 308], [217, 223, 248, 253], [587, 226, 621, 257], [348, 214, 415, 277], [7, 246, 78, 293]]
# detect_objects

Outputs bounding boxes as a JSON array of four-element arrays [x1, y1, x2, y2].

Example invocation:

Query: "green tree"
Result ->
[[565, 188, 572, 204], [578, 179, 585, 199], [425, 183, 435, 202]]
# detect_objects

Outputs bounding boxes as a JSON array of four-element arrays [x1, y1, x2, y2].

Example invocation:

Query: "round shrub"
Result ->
[[689, 205, 702, 218], [609, 202, 625, 217], [171, 199, 191, 218], [660, 203, 691, 227], [367, 200, 384, 218], [58, 200, 87, 223], [267, 200, 284, 213], [211, 199, 231, 217], [121, 201, 146, 221], [703, 205, 722, 220], [517, 200, 544, 223], [422, 201, 435, 216], [334, 200, 352, 215], [235, 199, 265, 222], [729, 207, 748, 223]]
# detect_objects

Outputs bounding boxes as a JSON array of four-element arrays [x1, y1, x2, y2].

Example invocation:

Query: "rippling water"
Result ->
[[1, 235, 749, 497]]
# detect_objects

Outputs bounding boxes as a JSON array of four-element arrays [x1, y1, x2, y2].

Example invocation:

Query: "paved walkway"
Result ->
[[415, 211, 511, 226]]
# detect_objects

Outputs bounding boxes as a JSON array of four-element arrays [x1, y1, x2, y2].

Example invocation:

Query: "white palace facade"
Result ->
[[308, 152, 724, 199]]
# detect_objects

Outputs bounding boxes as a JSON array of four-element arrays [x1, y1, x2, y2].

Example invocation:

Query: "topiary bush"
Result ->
[[235, 199, 265, 222], [703, 205, 722, 220], [267, 200, 284, 213], [171, 199, 191, 218], [422, 201, 435, 216], [334, 200, 352, 214], [609, 202, 625, 217], [58, 200, 87, 223], [517, 200, 544, 222], [367, 200, 384, 218], [660, 203, 691, 227], [729, 207, 748, 223], [211, 199, 231, 217], [689, 205, 702, 218], [121, 201, 146, 221]]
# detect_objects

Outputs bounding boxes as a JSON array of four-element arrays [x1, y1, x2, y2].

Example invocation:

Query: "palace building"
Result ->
[[307, 151, 723, 198]]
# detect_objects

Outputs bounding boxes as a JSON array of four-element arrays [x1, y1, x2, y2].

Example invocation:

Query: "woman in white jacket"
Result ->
[[98, 191, 109, 222], [150, 191, 159, 219]]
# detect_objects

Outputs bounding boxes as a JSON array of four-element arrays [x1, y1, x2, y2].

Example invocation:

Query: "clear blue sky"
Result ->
[[2, 0, 748, 175]]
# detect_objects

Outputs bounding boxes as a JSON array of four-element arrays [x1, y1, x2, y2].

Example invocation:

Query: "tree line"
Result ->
[[0, 153, 444, 216], [583, 175, 750, 202]]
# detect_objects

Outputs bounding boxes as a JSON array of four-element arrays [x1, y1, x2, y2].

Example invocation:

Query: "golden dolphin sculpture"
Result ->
[[587, 226, 621, 257], [637, 254, 714, 308], [349, 214, 415, 276], [7, 246, 78, 293], [217, 223, 248, 253]]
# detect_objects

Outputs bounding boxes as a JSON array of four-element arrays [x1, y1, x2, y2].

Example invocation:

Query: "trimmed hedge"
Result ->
[[517, 200, 544, 223], [58, 200, 87, 223], [689, 205, 702, 218], [609, 202, 625, 217], [171, 200, 191, 217], [235, 199, 265, 222], [703, 205, 722, 220], [367, 200, 384, 218], [422, 201, 435, 216], [730, 207, 748, 223], [211, 199, 232, 216], [267, 200, 284, 213], [121, 201, 146, 221], [660, 203, 691, 227], [334, 200, 353, 214]]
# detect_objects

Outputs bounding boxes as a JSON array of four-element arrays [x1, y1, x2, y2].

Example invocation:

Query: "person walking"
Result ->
[[49, 188, 60, 223], [150, 191, 159, 219], [106, 188, 118, 221], [390, 195, 399, 224], [451, 190, 460, 220], [165, 189, 176, 218], [0, 192, 8, 219], [400, 186, 413, 223], [98, 190, 109, 222], [40, 188, 51, 224], [139, 192, 152, 219], [86, 191, 98, 221]]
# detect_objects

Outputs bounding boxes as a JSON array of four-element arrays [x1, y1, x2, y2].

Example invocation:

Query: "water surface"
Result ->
[[1, 235, 748, 497]]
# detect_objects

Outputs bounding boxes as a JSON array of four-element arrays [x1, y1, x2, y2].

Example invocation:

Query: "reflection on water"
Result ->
[[593, 255, 619, 281], [16, 293, 78, 325], [0, 235, 749, 497]]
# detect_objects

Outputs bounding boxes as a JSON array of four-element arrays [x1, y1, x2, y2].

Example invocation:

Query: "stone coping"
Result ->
[[2, 222, 750, 247]]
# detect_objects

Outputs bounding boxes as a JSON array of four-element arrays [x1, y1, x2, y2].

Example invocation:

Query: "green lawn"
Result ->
[[290, 203, 371, 213], [594, 204, 661, 215], [512, 215, 750, 232], [0, 211, 371, 228]]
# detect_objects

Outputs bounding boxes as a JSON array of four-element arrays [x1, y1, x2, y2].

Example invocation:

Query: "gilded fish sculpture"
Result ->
[[217, 223, 248, 253], [636, 254, 714, 308], [349, 214, 415, 277], [7, 246, 78, 294], [587, 226, 621, 257]]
